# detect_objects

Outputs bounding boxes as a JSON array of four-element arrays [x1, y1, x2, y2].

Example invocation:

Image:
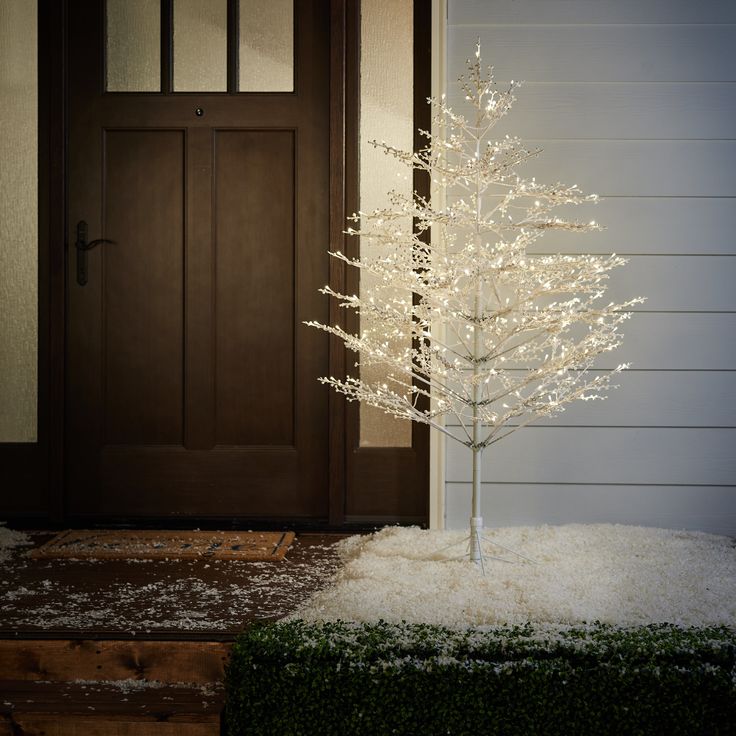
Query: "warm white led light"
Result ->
[[307, 46, 644, 563]]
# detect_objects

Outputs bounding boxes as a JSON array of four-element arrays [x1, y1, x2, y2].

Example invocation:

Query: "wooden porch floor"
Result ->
[[0, 532, 347, 733], [0, 532, 345, 639]]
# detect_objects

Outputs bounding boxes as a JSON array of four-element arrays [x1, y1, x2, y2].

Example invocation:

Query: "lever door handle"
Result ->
[[75, 220, 115, 286]]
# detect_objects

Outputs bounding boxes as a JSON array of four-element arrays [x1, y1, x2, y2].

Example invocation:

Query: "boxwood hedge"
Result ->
[[225, 620, 736, 735]]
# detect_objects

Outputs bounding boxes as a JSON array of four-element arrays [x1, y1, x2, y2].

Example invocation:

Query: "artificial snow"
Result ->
[[0, 523, 32, 564], [289, 524, 736, 628]]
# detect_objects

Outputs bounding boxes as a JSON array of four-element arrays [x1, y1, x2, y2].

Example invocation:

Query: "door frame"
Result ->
[[338, 0, 431, 528], [4, 0, 431, 529]]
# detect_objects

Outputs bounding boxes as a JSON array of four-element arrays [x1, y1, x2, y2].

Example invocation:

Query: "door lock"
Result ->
[[75, 221, 115, 286]]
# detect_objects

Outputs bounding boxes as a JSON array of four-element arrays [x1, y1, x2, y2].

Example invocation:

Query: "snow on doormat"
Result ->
[[0, 522, 32, 564], [288, 524, 736, 628]]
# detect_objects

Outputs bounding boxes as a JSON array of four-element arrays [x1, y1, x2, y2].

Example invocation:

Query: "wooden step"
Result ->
[[0, 639, 230, 683], [0, 679, 222, 736]]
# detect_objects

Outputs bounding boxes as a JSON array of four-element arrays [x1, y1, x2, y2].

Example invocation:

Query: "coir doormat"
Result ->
[[31, 530, 295, 561]]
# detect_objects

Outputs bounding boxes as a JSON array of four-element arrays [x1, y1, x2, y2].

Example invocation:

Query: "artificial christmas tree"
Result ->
[[309, 45, 643, 564]]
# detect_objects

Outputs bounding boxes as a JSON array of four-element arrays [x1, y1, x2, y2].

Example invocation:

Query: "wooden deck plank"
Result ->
[[0, 640, 230, 683], [0, 680, 222, 734], [5, 720, 218, 736]]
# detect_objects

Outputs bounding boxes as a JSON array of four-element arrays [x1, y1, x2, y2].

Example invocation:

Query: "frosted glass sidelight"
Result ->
[[106, 0, 161, 92], [0, 0, 38, 442], [359, 0, 413, 448], [173, 0, 227, 92], [239, 0, 294, 92]]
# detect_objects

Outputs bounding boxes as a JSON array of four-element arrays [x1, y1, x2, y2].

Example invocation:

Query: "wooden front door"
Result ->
[[66, 0, 330, 522]]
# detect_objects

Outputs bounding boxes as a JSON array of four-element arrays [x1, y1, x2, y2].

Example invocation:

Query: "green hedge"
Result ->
[[225, 620, 736, 735]]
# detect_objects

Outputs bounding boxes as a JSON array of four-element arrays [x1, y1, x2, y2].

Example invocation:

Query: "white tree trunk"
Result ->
[[469, 125, 484, 565], [469, 446, 483, 564]]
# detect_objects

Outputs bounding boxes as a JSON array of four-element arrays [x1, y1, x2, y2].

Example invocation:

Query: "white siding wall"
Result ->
[[444, 0, 736, 535]]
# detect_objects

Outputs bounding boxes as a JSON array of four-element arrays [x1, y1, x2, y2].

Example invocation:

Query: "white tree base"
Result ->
[[435, 520, 537, 573]]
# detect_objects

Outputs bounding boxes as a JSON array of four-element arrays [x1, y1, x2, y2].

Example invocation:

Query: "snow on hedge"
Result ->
[[289, 524, 736, 628]]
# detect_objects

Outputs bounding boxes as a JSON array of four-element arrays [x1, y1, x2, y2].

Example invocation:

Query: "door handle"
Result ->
[[75, 220, 115, 286]]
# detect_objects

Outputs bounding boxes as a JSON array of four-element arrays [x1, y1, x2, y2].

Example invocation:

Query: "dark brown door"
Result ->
[[66, 0, 330, 522]]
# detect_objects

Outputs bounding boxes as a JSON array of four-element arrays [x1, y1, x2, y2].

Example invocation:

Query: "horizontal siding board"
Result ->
[[445, 427, 736, 485], [435, 255, 736, 311], [505, 140, 736, 197], [444, 370, 736, 428], [444, 483, 736, 537], [481, 314, 736, 370], [615, 314, 736, 370], [445, 140, 736, 196], [446, 314, 735, 369], [445, 83, 736, 140], [445, 197, 736, 255], [528, 198, 736, 255], [450, 1, 736, 25], [604, 255, 736, 311], [450, 26, 736, 82]]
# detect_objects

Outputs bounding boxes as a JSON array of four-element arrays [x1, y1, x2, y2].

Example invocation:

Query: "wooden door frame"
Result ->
[[327, 0, 350, 526], [3, 0, 430, 529], [334, 0, 431, 528]]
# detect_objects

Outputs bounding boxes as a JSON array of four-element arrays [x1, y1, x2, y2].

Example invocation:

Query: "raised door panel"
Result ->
[[215, 130, 295, 447], [103, 129, 185, 446]]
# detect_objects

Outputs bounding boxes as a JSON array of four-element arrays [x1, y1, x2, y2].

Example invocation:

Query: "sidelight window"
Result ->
[[0, 0, 38, 442], [358, 0, 414, 447]]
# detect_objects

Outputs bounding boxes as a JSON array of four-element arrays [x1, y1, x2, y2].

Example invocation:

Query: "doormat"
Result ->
[[30, 530, 295, 561]]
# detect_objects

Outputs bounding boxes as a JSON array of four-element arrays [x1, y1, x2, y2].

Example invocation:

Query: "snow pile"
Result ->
[[0, 523, 32, 564], [289, 524, 736, 628]]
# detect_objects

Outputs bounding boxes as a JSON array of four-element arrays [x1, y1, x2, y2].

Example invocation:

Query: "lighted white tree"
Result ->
[[308, 45, 644, 565]]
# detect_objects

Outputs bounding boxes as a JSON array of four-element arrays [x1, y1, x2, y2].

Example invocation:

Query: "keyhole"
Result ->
[[195, 107, 205, 117]]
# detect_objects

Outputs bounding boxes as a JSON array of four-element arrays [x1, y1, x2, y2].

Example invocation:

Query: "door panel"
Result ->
[[97, 447, 301, 516], [66, 0, 329, 521], [215, 130, 295, 447], [103, 129, 185, 446]]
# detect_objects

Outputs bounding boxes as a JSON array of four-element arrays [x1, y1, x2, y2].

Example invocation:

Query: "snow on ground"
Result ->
[[0, 523, 32, 564], [289, 524, 736, 628]]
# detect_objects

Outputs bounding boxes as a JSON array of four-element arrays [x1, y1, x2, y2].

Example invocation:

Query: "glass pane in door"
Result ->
[[173, 0, 227, 92], [239, 0, 294, 92], [106, 0, 161, 92], [0, 0, 38, 442]]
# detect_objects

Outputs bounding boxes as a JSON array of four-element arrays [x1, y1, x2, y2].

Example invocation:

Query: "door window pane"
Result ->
[[173, 0, 227, 92], [0, 0, 38, 442], [239, 0, 293, 92], [106, 0, 161, 92], [359, 0, 413, 447]]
